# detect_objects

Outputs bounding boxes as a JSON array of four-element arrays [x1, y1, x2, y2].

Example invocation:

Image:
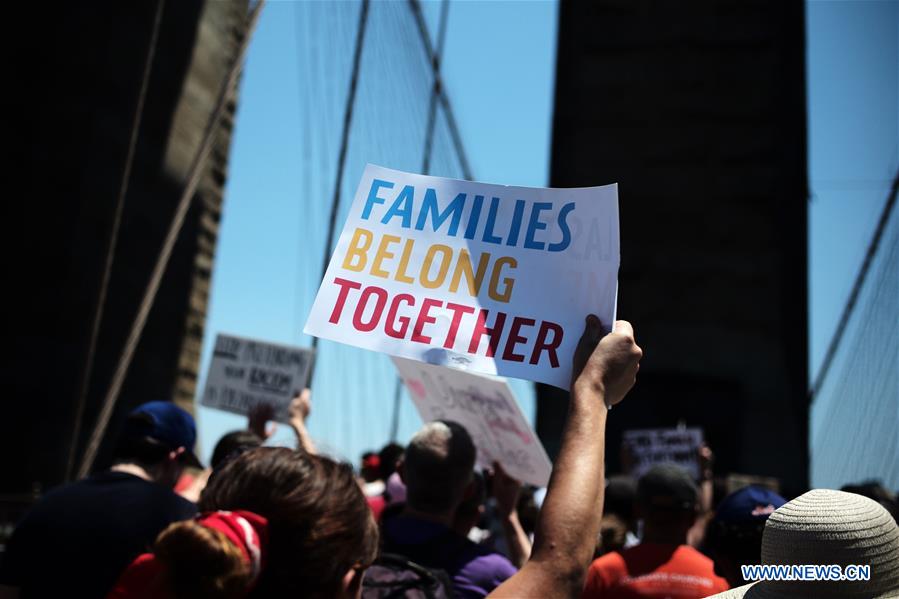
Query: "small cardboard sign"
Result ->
[[393, 356, 552, 487], [622, 427, 704, 480], [200, 333, 315, 422], [305, 164, 619, 389]]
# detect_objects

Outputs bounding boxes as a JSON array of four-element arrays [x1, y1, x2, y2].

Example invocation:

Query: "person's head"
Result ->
[[705, 485, 786, 587], [636, 464, 698, 544], [604, 474, 637, 529], [595, 514, 628, 558], [720, 489, 899, 597], [451, 470, 486, 537], [399, 420, 476, 519], [113, 401, 202, 487], [211, 430, 264, 471], [359, 452, 381, 483], [377, 442, 404, 481], [199, 447, 378, 598], [112, 510, 268, 598]]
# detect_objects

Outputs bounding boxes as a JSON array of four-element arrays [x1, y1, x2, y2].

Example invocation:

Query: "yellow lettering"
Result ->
[[371, 234, 400, 278], [488, 256, 517, 302], [420, 244, 453, 289], [449, 249, 491, 297], [342, 228, 373, 272], [395, 238, 415, 284]]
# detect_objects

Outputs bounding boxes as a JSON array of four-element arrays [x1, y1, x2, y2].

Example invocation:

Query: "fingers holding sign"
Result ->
[[572, 315, 642, 408], [247, 402, 277, 441]]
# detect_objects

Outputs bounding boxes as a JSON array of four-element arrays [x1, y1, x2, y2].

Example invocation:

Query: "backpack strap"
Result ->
[[364, 553, 453, 599]]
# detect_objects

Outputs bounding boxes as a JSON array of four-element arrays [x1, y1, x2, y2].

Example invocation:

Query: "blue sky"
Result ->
[[195, 0, 897, 466], [806, 0, 898, 377]]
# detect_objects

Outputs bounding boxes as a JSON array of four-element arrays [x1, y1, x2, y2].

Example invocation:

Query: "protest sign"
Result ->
[[304, 164, 619, 389], [200, 333, 315, 423], [393, 357, 552, 487], [622, 427, 704, 480]]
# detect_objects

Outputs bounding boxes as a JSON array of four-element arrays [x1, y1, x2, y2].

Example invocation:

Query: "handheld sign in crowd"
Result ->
[[201, 333, 315, 423], [393, 357, 552, 487], [622, 427, 704, 480], [305, 164, 619, 389]]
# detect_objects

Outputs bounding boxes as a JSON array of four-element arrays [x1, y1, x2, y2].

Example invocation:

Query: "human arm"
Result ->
[[289, 388, 316, 454], [688, 444, 714, 547], [489, 317, 642, 599], [247, 402, 277, 441], [492, 462, 532, 568]]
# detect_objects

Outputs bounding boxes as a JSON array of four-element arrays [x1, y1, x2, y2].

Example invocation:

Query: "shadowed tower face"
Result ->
[[5, 0, 248, 494], [540, 1, 808, 491]]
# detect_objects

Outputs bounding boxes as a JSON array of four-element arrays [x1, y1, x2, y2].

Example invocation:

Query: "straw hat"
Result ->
[[707, 489, 899, 598]]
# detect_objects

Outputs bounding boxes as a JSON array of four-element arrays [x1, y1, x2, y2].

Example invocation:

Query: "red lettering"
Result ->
[[530, 320, 563, 367], [412, 298, 442, 343], [443, 302, 475, 349], [385, 293, 415, 338], [467, 309, 507, 357], [328, 277, 362, 324], [502, 317, 535, 362], [352, 285, 388, 331]]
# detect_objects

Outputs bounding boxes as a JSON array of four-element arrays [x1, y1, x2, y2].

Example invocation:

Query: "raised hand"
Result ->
[[572, 316, 642, 408], [247, 402, 277, 441]]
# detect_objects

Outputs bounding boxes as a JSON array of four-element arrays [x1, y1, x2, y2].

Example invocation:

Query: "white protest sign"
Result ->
[[304, 164, 619, 389], [392, 356, 552, 487], [200, 333, 315, 423], [622, 427, 704, 480]]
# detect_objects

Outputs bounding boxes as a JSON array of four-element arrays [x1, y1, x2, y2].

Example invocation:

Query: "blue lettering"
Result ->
[[548, 202, 576, 252], [362, 179, 394, 220], [506, 200, 526, 246], [415, 189, 465, 235], [464, 195, 484, 239], [381, 185, 414, 227], [481, 197, 503, 244], [524, 202, 552, 250]]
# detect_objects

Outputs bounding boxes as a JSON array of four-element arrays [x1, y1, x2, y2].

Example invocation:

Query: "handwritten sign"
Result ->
[[622, 427, 704, 480], [304, 164, 619, 389], [393, 357, 552, 487], [200, 333, 315, 423]]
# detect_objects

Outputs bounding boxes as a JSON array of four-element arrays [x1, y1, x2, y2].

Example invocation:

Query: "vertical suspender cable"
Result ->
[[76, 0, 267, 479], [408, 0, 472, 182], [420, 0, 450, 177], [65, 0, 167, 482], [810, 168, 899, 399], [389, 0, 453, 442], [312, 0, 371, 351]]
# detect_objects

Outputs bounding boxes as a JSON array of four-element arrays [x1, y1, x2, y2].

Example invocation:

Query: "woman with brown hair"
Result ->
[[200, 447, 379, 597], [110, 447, 379, 599]]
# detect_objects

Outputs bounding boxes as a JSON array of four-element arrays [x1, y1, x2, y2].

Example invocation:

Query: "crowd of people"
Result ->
[[1, 317, 897, 598]]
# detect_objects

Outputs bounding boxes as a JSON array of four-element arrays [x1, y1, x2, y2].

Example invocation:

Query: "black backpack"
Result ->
[[362, 552, 454, 599]]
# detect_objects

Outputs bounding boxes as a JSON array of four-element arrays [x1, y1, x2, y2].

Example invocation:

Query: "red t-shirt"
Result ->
[[582, 543, 729, 599], [367, 494, 387, 521]]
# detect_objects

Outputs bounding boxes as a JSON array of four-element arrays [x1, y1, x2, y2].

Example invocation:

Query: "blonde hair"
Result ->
[[153, 520, 253, 598]]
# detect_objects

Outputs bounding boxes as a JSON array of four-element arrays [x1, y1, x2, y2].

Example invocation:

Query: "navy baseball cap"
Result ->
[[125, 401, 202, 468], [714, 485, 786, 526]]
